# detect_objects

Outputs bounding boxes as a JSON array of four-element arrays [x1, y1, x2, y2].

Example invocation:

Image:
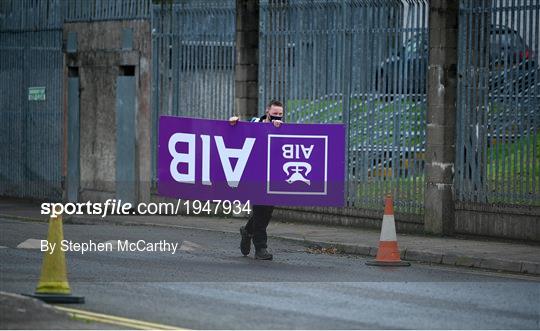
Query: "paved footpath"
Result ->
[[1, 198, 539, 276], [0, 292, 112, 329]]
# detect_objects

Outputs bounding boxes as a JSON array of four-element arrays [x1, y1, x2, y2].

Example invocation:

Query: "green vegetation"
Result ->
[[351, 175, 425, 214], [487, 133, 540, 205], [287, 97, 426, 147]]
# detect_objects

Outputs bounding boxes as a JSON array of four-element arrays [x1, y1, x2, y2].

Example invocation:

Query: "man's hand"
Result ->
[[228, 116, 239, 126], [272, 120, 283, 128]]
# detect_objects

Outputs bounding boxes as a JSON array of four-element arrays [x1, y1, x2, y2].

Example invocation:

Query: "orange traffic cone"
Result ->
[[366, 195, 410, 267]]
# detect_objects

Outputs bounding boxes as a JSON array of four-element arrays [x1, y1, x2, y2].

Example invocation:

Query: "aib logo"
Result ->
[[267, 135, 328, 195], [284, 161, 311, 185]]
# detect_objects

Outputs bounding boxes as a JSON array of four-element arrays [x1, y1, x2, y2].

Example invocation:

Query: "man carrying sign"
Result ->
[[228, 100, 284, 260]]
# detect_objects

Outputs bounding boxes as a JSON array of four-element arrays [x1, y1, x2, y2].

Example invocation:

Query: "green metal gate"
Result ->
[[0, 0, 64, 200], [259, 0, 429, 215], [456, 0, 540, 206]]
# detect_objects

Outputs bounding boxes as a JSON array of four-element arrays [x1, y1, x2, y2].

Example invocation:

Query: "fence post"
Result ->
[[424, 0, 458, 235], [235, 0, 259, 120], [341, 0, 352, 206]]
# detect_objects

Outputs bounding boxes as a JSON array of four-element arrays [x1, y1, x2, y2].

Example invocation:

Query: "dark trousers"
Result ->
[[245, 205, 274, 249]]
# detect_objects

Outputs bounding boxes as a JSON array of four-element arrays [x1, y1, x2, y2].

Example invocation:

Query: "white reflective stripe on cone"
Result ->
[[379, 214, 397, 242]]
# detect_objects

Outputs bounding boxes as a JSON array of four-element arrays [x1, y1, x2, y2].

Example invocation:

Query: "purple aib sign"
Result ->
[[158, 116, 345, 206]]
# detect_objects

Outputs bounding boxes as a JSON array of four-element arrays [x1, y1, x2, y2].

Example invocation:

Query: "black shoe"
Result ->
[[240, 226, 252, 256], [255, 248, 273, 260]]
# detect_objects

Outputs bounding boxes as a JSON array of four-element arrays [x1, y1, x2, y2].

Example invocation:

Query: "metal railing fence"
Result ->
[[260, 0, 428, 215], [0, 0, 151, 27], [150, 0, 236, 184], [0, 0, 63, 31], [456, 0, 540, 206], [64, 0, 150, 22], [2, 0, 538, 212]]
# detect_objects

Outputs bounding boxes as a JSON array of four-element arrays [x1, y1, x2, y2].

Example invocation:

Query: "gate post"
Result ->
[[66, 71, 80, 203], [116, 65, 137, 206], [66, 32, 80, 203], [341, 0, 353, 205], [424, 0, 459, 235], [235, 0, 259, 119]]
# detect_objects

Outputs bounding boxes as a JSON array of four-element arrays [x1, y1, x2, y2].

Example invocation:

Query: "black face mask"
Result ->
[[269, 115, 283, 122]]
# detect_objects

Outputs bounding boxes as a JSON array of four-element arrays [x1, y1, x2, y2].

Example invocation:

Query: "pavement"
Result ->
[[1, 198, 539, 276], [0, 292, 113, 329]]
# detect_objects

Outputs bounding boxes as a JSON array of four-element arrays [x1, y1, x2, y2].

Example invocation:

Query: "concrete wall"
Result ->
[[273, 207, 424, 234], [455, 202, 540, 241], [63, 20, 151, 204], [272, 204, 539, 242]]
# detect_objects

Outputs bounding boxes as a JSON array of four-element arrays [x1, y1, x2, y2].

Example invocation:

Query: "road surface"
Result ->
[[1, 218, 538, 329]]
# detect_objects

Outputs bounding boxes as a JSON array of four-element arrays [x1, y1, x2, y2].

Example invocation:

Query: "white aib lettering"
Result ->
[[282, 144, 314, 159], [168, 133, 256, 188]]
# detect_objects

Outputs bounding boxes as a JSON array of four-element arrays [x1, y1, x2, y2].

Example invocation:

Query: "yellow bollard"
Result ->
[[25, 214, 84, 304]]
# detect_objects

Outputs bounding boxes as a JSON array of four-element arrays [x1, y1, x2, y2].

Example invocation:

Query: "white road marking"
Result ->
[[16, 239, 42, 249], [179, 240, 201, 252]]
